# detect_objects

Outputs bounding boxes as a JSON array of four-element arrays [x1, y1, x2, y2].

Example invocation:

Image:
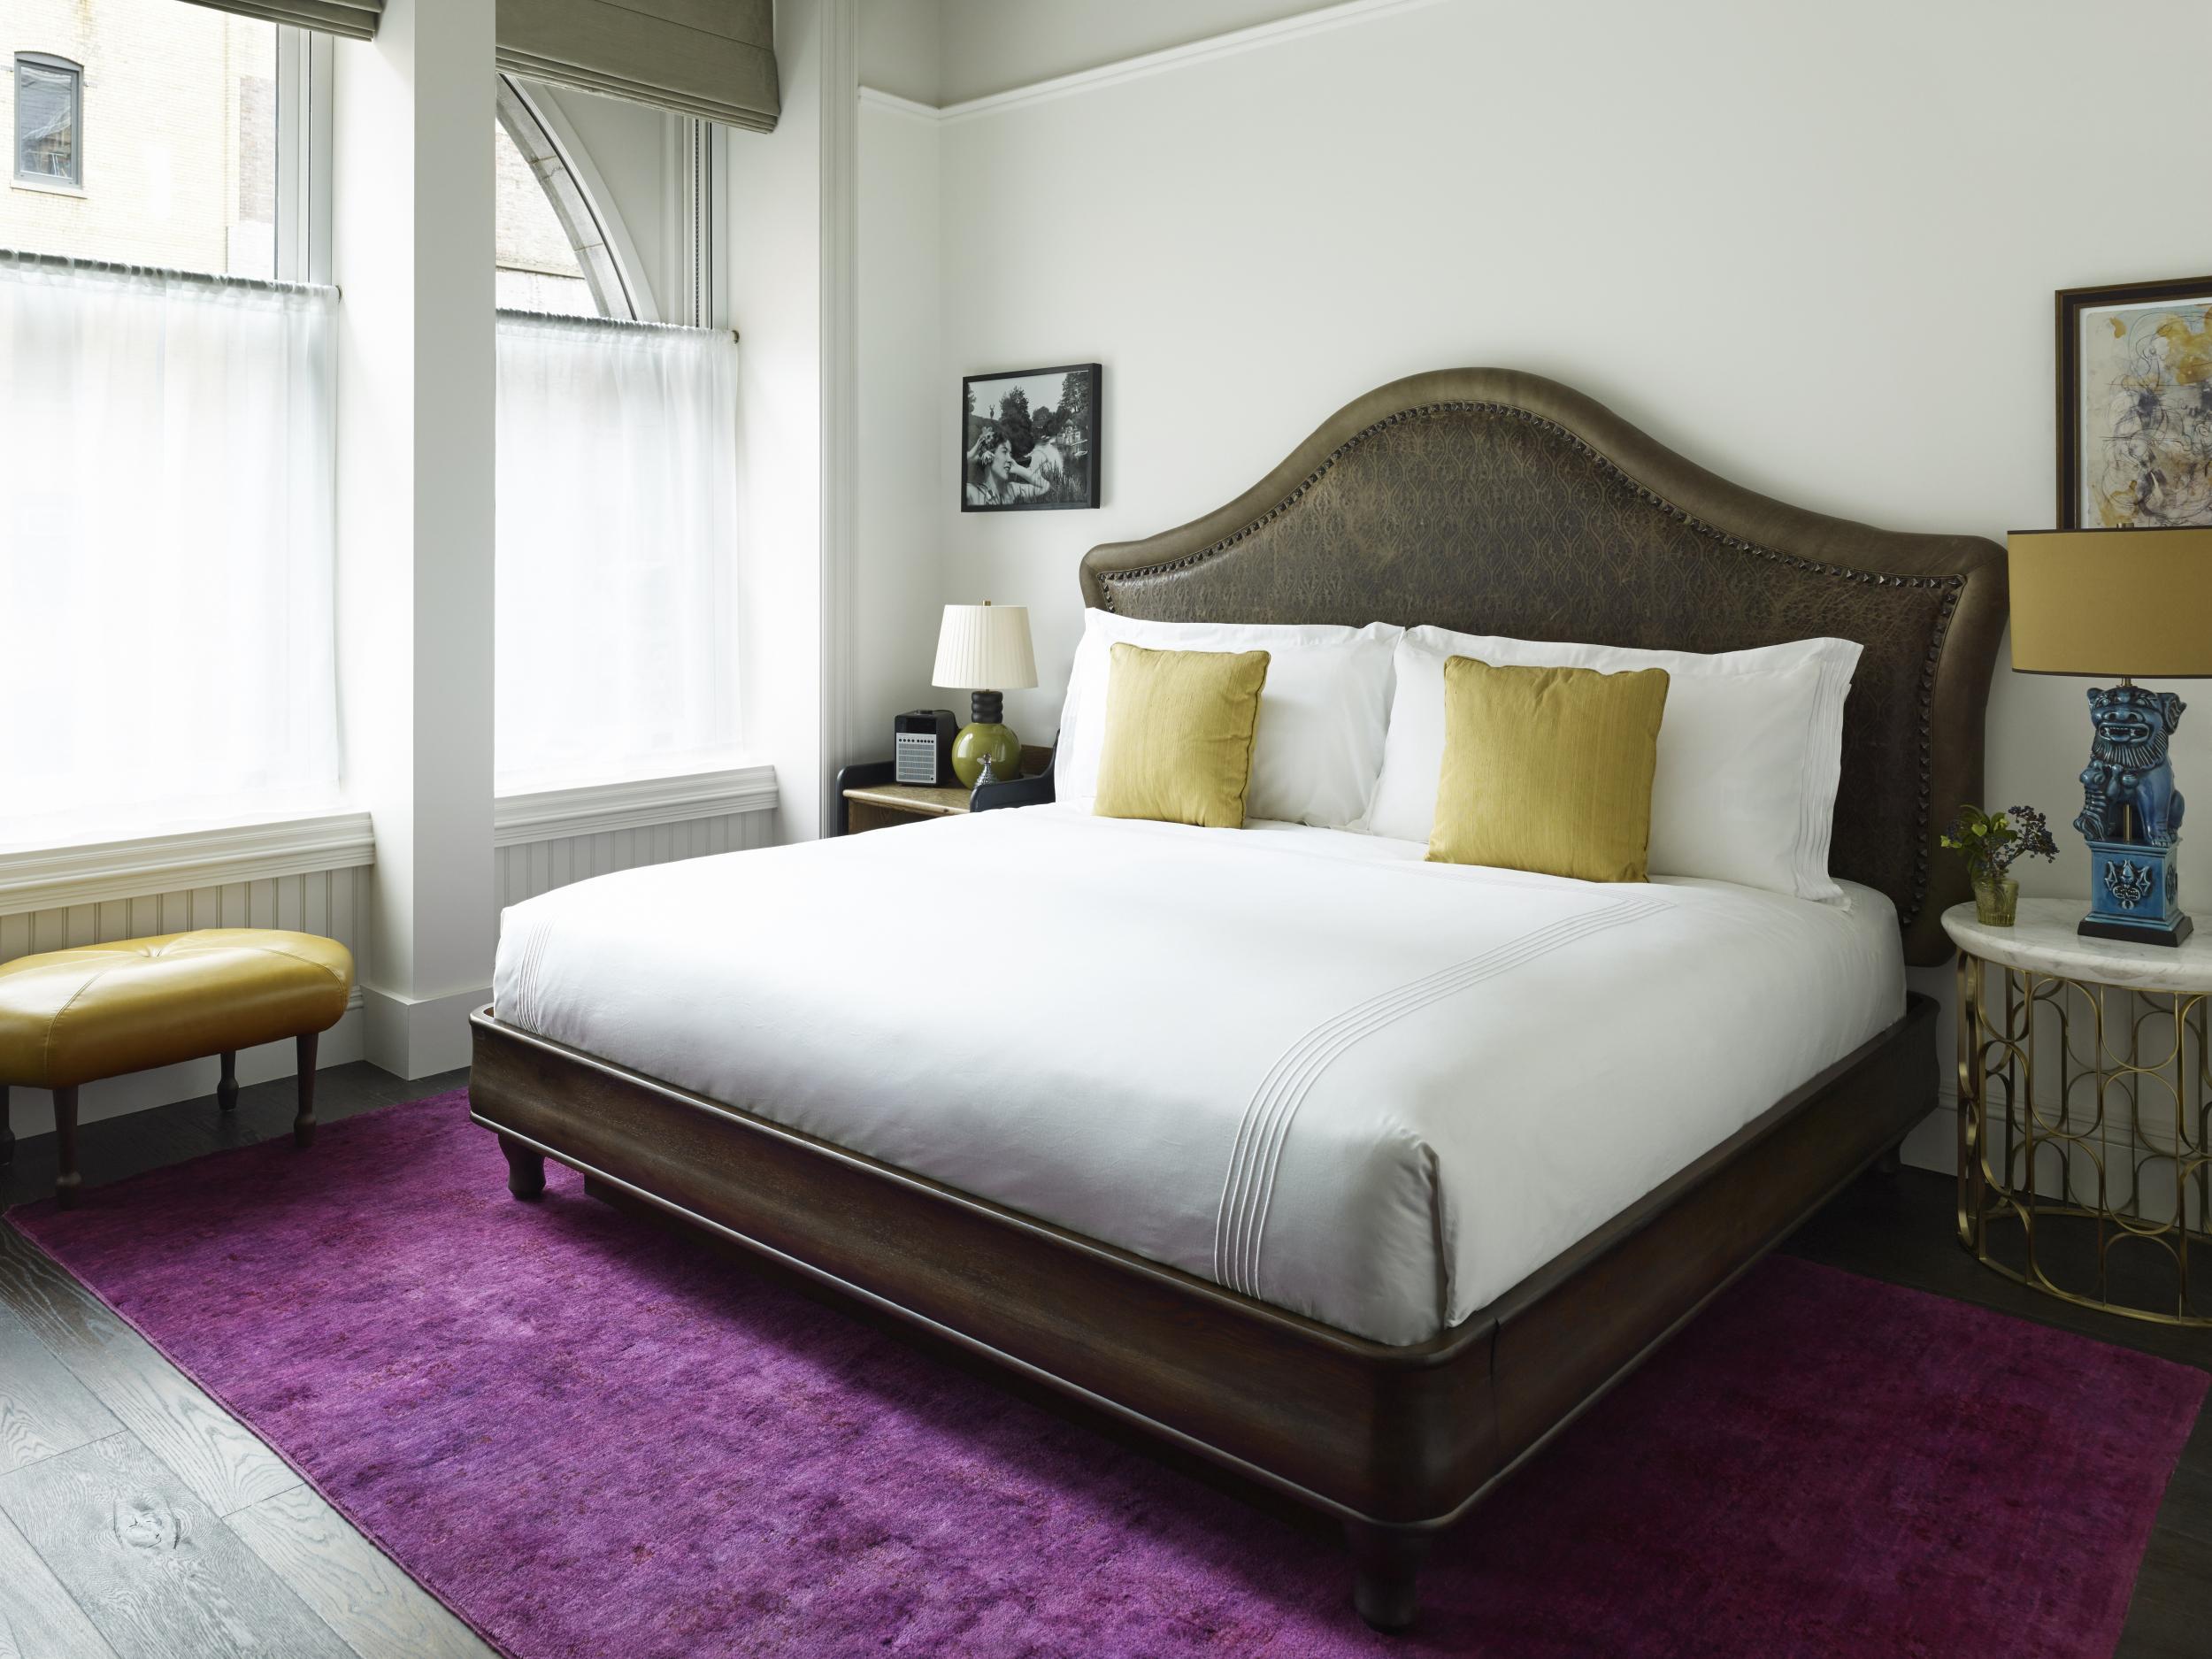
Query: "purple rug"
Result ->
[[10, 1092, 2203, 1659]]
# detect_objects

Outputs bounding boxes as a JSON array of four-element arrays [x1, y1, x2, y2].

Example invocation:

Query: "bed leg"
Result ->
[[1873, 1141, 1904, 1177], [1345, 1519, 1430, 1633], [499, 1134, 546, 1202]]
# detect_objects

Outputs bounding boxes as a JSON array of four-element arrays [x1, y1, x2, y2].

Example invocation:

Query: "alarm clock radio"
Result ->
[[894, 709, 959, 786]]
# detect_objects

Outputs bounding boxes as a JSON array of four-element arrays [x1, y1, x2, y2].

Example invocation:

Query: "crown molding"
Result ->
[[493, 764, 780, 848], [858, 87, 938, 121], [0, 810, 376, 916], [859, 0, 1445, 125]]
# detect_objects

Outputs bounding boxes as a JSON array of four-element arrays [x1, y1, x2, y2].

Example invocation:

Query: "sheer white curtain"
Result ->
[[0, 251, 338, 844], [495, 311, 741, 790]]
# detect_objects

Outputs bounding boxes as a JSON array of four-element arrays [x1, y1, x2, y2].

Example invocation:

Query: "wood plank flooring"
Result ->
[[0, 1069, 2204, 1656], [0, 1064, 490, 1659]]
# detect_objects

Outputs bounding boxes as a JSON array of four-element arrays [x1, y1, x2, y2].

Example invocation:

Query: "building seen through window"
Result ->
[[2, 0, 274, 279], [495, 96, 605, 319]]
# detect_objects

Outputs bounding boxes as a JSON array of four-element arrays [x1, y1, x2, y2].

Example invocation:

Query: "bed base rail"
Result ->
[[467, 994, 1936, 1631]]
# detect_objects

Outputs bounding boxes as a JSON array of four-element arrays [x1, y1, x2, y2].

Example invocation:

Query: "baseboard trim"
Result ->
[[361, 985, 488, 1079]]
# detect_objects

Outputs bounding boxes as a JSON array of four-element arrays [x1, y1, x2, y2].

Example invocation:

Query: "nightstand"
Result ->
[[836, 745, 1053, 834], [1947, 896, 2212, 1325]]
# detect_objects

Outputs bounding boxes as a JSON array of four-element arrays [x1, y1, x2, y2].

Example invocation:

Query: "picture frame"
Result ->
[[961, 364, 1102, 512], [2056, 275, 2212, 529]]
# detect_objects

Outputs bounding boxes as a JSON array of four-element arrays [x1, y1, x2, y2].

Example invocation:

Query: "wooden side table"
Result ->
[[1947, 897, 2212, 1325], [837, 745, 1053, 834]]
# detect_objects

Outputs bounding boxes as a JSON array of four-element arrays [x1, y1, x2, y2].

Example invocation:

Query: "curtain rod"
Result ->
[[496, 305, 739, 343], [0, 246, 338, 299]]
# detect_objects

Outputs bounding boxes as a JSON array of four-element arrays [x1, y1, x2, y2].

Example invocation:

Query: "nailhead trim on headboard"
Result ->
[[1099, 400, 1966, 929]]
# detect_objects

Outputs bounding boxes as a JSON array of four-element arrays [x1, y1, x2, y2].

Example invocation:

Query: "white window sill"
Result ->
[[0, 810, 376, 917], [493, 763, 779, 848]]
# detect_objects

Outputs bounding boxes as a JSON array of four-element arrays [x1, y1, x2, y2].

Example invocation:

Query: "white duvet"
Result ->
[[493, 805, 1903, 1346]]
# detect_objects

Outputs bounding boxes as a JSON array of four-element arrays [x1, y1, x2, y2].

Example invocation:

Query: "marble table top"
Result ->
[[1943, 898, 2212, 994]]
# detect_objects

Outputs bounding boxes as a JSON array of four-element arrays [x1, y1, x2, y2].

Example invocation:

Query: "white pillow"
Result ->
[[1362, 627, 1862, 901], [1056, 612, 1402, 828]]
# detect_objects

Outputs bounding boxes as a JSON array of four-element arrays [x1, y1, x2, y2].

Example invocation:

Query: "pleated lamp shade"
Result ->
[[933, 603, 1038, 691]]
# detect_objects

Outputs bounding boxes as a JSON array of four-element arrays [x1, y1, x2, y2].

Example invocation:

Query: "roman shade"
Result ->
[[175, 0, 383, 41], [496, 0, 779, 132]]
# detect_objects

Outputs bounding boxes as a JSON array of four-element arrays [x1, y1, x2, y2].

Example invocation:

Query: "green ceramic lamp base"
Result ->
[[952, 721, 1019, 788]]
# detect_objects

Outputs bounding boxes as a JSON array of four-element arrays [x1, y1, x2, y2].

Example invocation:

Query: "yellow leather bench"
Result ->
[[0, 930, 355, 1208]]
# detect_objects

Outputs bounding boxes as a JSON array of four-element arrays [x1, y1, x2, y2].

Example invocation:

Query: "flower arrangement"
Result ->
[[1940, 804, 2057, 925]]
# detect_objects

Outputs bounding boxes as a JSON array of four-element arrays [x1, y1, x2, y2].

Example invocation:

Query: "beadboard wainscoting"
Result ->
[[0, 864, 371, 1138], [495, 810, 778, 915], [492, 764, 781, 915]]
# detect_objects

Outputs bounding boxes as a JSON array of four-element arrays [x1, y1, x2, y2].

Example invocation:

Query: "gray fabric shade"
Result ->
[[175, 0, 382, 40], [496, 0, 778, 132]]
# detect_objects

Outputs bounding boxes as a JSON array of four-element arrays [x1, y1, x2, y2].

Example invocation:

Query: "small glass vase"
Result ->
[[1971, 874, 2019, 926]]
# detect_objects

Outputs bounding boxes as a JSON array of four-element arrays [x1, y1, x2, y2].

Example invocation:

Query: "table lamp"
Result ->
[[933, 602, 1038, 788], [2008, 527, 2212, 946]]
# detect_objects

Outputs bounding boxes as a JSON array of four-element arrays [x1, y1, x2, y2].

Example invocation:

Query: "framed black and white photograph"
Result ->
[[962, 364, 1102, 512]]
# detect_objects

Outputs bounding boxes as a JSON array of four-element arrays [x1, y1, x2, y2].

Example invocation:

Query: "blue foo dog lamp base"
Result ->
[[2078, 683, 2191, 946], [2009, 528, 2212, 949]]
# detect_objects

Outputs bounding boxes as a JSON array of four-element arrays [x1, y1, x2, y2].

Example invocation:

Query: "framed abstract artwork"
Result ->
[[2057, 276, 2212, 528], [961, 364, 1102, 512]]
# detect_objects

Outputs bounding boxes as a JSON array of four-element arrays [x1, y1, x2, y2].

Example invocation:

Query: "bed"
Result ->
[[468, 368, 2007, 1630]]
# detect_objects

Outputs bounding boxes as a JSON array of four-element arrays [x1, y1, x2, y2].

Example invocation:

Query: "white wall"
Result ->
[[730, 0, 860, 841], [856, 96, 945, 739], [861, 0, 2212, 1170]]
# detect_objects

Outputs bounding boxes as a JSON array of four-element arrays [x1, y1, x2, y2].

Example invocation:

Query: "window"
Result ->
[[0, 3, 334, 847], [495, 104, 597, 318], [492, 81, 738, 791], [494, 76, 634, 320], [13, 54, 81, 188], [3, 4, 288, 280]]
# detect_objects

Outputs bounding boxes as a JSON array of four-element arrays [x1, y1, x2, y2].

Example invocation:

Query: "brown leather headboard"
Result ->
[[1079, 369, 2006, 966]]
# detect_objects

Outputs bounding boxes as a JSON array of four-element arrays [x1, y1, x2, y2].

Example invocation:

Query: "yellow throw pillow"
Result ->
[[1428, 656, 1671, 882], [1093, 642, 1271, 829]]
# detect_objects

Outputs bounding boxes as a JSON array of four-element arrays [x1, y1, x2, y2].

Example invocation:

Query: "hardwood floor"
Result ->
[[0, 1071, 2204, 1656], [0, 1064, 488, 1659]]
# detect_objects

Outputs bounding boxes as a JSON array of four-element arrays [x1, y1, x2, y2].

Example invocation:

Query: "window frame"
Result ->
[[12, 52, 85, 194], [273, 27, 334, 283]]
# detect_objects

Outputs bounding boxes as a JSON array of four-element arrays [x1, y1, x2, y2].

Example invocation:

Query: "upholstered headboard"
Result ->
[[1079, 369, 2007, 965]]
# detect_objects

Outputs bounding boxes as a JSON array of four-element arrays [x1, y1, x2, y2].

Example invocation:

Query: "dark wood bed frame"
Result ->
[[470, 370, 2008, 1632]]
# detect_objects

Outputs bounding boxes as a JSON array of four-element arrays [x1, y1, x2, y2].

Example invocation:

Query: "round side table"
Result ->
[[1947, 897, 2212, 1325]]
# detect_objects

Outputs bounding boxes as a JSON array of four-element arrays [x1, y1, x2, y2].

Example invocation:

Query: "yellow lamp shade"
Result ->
[[2008, 528, 2212, 679]]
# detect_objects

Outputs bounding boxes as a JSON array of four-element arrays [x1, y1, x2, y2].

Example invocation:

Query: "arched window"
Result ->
[[493, 76, 638, 319]]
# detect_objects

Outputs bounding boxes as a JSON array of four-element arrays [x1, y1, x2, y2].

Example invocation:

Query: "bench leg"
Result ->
[[53, 1085, 80, 1210], [293, 1033, 318, 1149], [1, 1086, 12, 1167], [216, 1050, 239, 1114], [499, 1134, 545, 1202]]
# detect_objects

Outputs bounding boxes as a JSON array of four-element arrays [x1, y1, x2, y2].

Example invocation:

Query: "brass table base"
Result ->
[[1955, 950, 2212, 1327]]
